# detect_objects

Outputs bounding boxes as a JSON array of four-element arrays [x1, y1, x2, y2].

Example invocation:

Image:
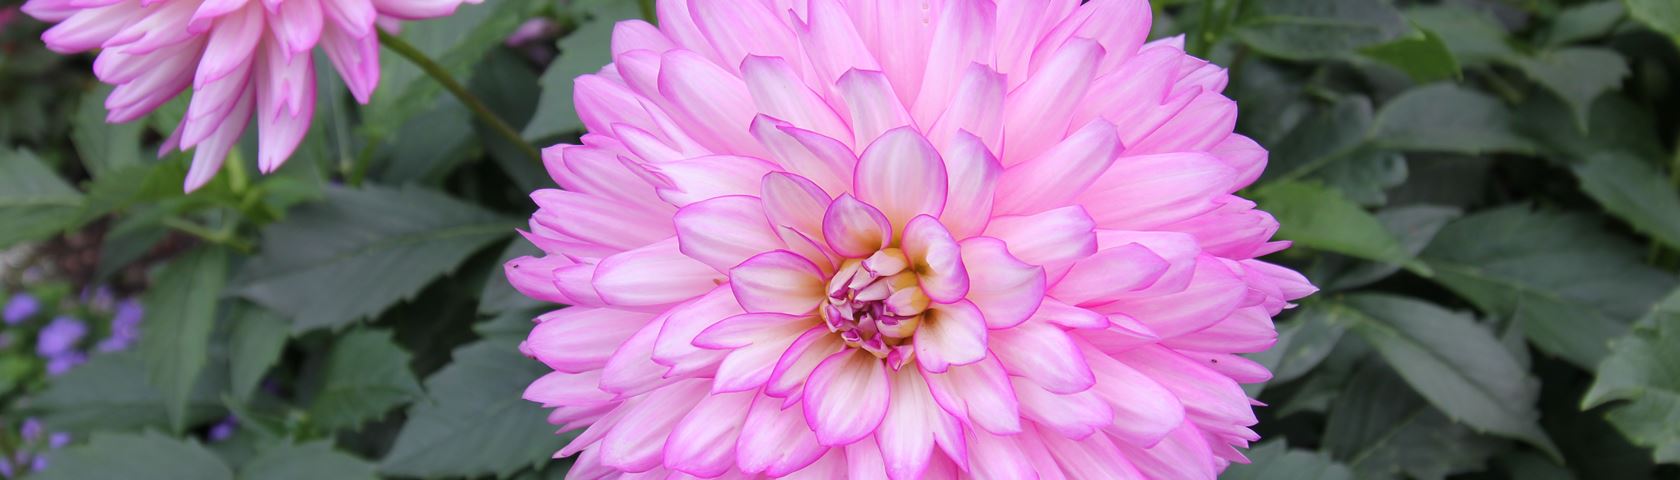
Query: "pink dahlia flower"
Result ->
[[21, 0, 476, 191], [508, 0, 1314, 478]]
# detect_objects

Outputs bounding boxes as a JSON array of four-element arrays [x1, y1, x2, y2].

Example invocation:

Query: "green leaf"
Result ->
[[523, 0, 645, 141], [1517, 94, 1668, 165], [0, 147, 84, 248], [1358, 27, 1461, 83], [1404, 6, 1518, 66], [1321, 205, 1460, 291], [1624, 0, 1680, 43], [30, 352, 225, 434], [138, 248, 229, 433], [363, 0, 544, 138], [1543, 2, 1626, 47], [479, 238, 547, 315], [1372, 84, 1536, 155], [227, 304, 290, 403], [1254, 181, 1419, 269], [238, 441, 378, 480], [1248, 303, 1349, 394], [33, 431, 232, 480], [379, 335, 567, 478], [371, 96, 473, 184], [1419, 206, 1677, 368], [1233, 0, 1407, 61], [1583, 288, 1680, 464], [1264, 96, 1374, 185], [233, 185, 515, 332], [1340, 294, 1559, 458], [1512, 48, 1629, 130], [72, 84, 147, 179], [305, 328, 423, 431], [1220, 440, 1354, 480], [1325, 363, 1504, 480], [1575, 153, 1680, 251]]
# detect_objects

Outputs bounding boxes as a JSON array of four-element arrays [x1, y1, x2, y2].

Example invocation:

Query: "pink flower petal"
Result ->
[[876, 367, 963, 480], [738, 393, 830, 475], [854, 127, 948, 232], [767, 326, 846, 401], [936, 131, 1002, 239], [913, 300, 987, 373], [958, 237, 1046, 329], [803, 349, 890, 445], [674, 195, 785, 272], [991, 319, 1095, 393], [836, 69, 912, 148], [592, 239, 724, 308], [527, 308, 654, 373], [901, 215, 968, 303], [1051, 243, 1171, 307], [728, 250, 826, 314], [995, 119, 1122, 215], [742, 55, 851, 144], [922, 353, 1020, 435], [983, 205, 1099, 267], [663, 390, 756, 478], [821, 194, 892, 258]]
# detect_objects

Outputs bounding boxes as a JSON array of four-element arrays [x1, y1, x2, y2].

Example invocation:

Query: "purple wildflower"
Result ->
[[3, 293, 38, 325], [35, 317, 86, 358]]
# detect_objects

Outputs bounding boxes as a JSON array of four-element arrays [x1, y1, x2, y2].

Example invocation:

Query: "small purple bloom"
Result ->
[[36, 317, 87, 357], [207, 417, 238, 442], [1, 456, 13, 478], [3, 293, 39, 325], [20, 419, 41, 442], [48, 433, 70, 449], [45, 352, 86, 376], [27, 457, 43, 473]]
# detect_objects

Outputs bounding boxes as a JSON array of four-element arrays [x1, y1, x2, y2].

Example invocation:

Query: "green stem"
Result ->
[[162, 217, 254, 253], [377, 29, 543, 167]]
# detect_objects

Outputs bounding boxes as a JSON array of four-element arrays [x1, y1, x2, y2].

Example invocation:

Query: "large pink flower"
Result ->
[[21, 0, 476, 190], [508, 0, 1314, 478]]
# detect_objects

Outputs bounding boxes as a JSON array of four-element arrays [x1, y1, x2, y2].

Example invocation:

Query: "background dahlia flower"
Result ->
[[20, 0, 477, 190], [508, 0, 1314, 478]]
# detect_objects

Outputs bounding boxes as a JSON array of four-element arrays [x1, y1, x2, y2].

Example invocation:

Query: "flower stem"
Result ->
[[377, 29, 543, 166]]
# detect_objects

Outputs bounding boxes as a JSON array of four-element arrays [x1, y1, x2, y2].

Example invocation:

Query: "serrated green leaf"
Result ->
[[1339, 294, 1559, 458], [1544, 2, 1626, 47], [1625, 0, 1680, 44], [1372, 84, 1536, 155], [1264, 96, 1374, 185], [33, 431, 232, 480], [1255, 181, 1420, 269], [233, 185, 515, 332], [1321, 205, 1460, 291], [238, 441, 378, 480], [1405, 6, 1518, 66], [1325, 363, 1504, 479], [1512, 48, 1629, 130], [1221, 440, 1354, 480], [0, 147, 84, 248], [1583, 288, 1680, 464], [1575, 153, 1680, 251], [138, 248, 229, 433], [523, 0, 645, 141], [1419, 206, 1676, 368], [1233, 0, 1407, 61], [379, 335, 567, 477], [363, 0, 545, 138], [227, 304, 290, 403], [305, 328, 423, 431], [72, 84, 147, 179], [31, 351, 225, 434], [1359, 27, 1461, 83]]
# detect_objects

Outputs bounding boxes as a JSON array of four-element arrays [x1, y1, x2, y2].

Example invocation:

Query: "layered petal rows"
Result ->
[[508, 0, 1314, 478], [22, 0, 477, 190]]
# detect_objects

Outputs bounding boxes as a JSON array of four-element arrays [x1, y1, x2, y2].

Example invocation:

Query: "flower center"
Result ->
[[820, 248, 929, 368]]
